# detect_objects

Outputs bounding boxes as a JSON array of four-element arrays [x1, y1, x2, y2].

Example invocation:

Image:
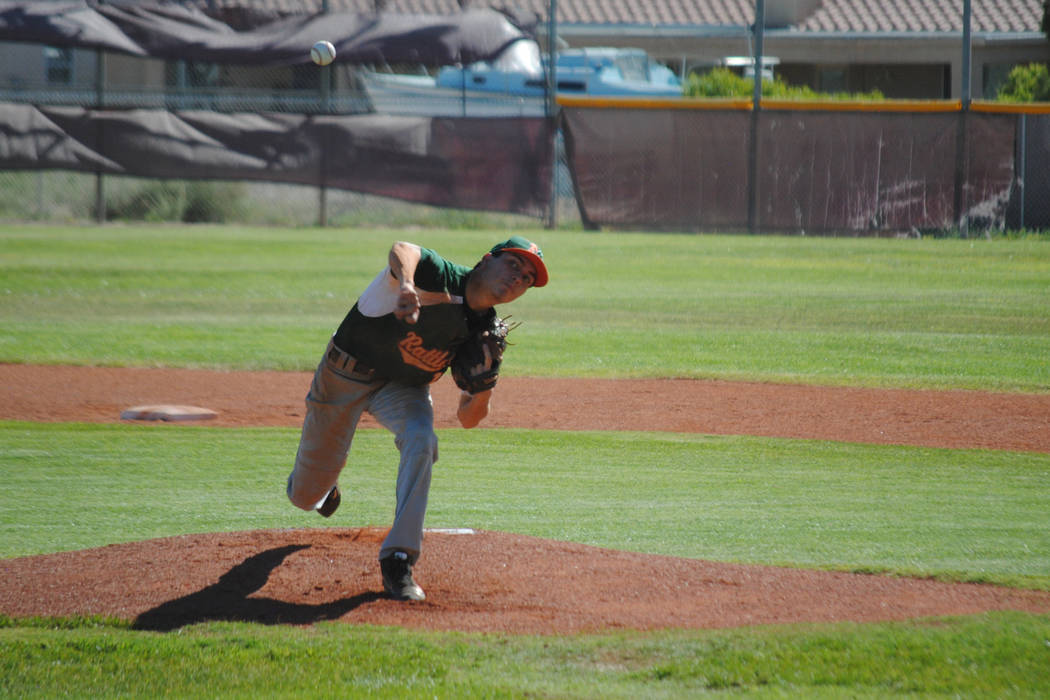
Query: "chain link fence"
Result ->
[[0, 39, 581, 228], [0, 23, 1040, 234], [0, 169, 580, 228]]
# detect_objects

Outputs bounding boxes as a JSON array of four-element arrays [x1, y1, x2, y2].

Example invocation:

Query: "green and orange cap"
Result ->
[[490, 235, 548, 287]]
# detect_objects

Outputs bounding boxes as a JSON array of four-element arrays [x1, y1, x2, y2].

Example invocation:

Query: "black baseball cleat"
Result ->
[[316, 486, 341, 518], [380, 550, 425, 601]]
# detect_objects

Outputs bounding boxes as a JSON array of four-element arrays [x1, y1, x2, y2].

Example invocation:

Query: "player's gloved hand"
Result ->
[[451, 313, 513, 394]]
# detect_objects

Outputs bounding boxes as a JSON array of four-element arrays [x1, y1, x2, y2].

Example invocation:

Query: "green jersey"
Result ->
[[332, 247, 479, 385]]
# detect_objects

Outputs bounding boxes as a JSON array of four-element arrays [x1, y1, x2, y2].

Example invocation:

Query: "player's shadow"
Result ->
[[133, 544, 382, 631]]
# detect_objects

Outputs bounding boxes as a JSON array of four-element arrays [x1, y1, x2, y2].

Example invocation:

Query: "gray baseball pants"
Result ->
[[287, 340, 437, 564]]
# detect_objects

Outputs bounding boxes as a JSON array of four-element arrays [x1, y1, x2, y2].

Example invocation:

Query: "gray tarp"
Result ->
[[0, 0, 529, 66], [1011, 114, 1050, 229], [757, 111, 1014, 232], [0, 101, 554, 216], [562, 106, 1017, 233]]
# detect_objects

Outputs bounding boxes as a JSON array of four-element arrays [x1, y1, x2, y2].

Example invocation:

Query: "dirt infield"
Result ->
[[5, 364, 1050, 451], [1, 363, 1048, 634], [4, 528, 1049, 635]]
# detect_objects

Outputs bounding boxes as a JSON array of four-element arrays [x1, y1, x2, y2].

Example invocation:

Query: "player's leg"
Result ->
[[286, 352, 373, 512], [367, 382, 437, 563]]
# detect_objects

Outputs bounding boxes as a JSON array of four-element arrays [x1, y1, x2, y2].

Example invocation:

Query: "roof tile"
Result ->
[[800, 0, 1042, 33], [211, 0, 1045, 34]]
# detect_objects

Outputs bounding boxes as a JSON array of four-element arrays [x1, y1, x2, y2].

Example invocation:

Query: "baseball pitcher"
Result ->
[[286, 236, 548, 600]]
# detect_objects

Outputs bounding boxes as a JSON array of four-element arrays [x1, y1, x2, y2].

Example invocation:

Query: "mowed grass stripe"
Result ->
[[2, 422, 1047, 589]]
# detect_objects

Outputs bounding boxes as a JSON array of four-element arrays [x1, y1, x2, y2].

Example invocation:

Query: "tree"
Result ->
[[996, 63, 1050, 101], [683, 68, 882, 100]]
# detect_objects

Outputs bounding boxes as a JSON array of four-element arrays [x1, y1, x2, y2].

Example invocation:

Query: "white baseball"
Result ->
[[311, 40, 336, 66]]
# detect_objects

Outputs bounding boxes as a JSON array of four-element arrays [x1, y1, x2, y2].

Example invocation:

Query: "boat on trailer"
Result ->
[[360, 40, 682, 117]]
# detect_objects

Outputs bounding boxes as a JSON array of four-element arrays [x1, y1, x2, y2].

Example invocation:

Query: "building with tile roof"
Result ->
[[202, 0, 1048, 98], [0, 1, 1046, 101]]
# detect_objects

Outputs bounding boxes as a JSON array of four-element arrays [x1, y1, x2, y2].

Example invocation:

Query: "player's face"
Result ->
[[486, 252, 536, 303]]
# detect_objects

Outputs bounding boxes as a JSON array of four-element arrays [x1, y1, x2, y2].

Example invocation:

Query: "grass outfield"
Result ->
[[2, 423, 1048, 589], [3, 613, 1048, 698], [2, 422, 1048, 697], [1, 225, 1048, 390], [2, 225, 1049, 697]]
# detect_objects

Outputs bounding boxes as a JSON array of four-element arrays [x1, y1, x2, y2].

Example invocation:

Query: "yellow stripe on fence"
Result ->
[[760, 99, 961, 112], [557, 95, 1050, 114], [556, 96, 751, 110], [557, 96, 963, 112], [970, 100, 1050, 114]]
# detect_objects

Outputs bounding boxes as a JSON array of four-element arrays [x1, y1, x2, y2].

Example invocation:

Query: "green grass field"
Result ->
[[1, 225, 1048, 697], [2, 225, 1048, 389]]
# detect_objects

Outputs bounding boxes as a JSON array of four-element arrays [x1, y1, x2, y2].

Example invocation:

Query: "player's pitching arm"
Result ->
[[390, 241, 422, 324]]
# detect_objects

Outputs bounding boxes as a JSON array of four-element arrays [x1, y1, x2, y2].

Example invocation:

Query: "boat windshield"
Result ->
[[614, 53, 650, 82], [491, 39, 543, 77]]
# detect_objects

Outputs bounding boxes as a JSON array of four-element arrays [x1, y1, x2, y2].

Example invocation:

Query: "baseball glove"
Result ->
[[451, 313, 514, 394]]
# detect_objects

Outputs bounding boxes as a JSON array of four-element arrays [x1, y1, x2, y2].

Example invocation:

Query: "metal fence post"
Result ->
[[94, 47, 106, 223], [319, 64, 330, 227], [747, 0, 765, 234], [545, 0, 558, 230], [1019, 113, 1027, 230], [954, 0, 972, 236], [318, 0, 330, 227]]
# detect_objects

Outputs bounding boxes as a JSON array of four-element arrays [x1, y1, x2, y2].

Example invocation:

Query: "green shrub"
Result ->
[[107, 180, 183, 221], [106, 180, 247, 223], [683, 67, 883, 101], [996, 63, 1050, 102], [183, 181, 248, 223], [684, 67, 756, 98]]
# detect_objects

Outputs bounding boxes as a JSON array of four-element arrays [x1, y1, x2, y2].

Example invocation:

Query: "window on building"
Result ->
[[165, 60, 221, 90], [817, 66, 847, 93], [983, 63, 1017, 99], [44, 46, 73, 84]]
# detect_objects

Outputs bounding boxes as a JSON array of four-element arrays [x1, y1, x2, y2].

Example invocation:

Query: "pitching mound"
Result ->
[[3, 364, 1049, 633], [2, 528, 1048, 634]]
